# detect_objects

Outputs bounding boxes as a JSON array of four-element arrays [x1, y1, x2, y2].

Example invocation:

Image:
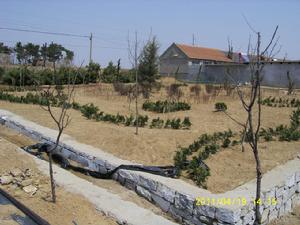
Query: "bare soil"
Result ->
[[1, 78, 299, 193]]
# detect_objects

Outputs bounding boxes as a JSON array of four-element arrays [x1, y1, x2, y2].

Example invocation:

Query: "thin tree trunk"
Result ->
[[48, 152, 56, 203], [241, 119, 249, 152], [253, 145, 262, 225], [135, 78, 138, 135], [134, 31, 139, 135], [53, 62, 56, 85]]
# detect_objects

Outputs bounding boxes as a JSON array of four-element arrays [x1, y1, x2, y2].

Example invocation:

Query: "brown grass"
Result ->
[[1, 77, 299, 193]]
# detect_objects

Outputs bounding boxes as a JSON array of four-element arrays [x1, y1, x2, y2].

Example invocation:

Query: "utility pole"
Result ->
[[89, 32, 93, 64], [192, 34, 195, 46]]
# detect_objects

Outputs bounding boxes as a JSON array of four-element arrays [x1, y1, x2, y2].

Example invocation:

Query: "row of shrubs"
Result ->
[[260, 96, 300, 108], [174, 104, 300, 187], [174, 129, 237, 187], [259, 107, 300, 142], [0, 66, 135, 87], [0, 91, 49, 106], [149, 117, 191, 129], [142, 100, 191, 113], [0, 91, 192, 130], [80, 103, 192, 129]]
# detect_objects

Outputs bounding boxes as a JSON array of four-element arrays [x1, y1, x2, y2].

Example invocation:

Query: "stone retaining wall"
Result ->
[[0, 110, 299, 225]]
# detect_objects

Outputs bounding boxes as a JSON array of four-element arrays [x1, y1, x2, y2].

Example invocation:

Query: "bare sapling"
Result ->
[[287, 70, 295, 95], [128, 31, 140, 135], [39, 67, 79, 203], [223, 22, 279, 224]]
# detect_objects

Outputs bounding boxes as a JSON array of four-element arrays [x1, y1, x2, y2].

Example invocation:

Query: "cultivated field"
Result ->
[[1, 77, 299, 193]]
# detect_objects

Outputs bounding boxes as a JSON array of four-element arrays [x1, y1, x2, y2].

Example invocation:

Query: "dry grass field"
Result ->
[[1, 77, 299, 193]]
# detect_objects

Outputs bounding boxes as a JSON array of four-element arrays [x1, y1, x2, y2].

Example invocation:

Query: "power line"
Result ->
[[0, 40, 126, 50], [0, 27, 89, 38]]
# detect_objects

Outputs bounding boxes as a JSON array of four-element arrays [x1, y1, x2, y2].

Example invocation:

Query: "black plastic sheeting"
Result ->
[[23, 143, 180, 179]]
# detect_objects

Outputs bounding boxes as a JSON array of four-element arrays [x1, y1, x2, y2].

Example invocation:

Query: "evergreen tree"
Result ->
[[138, 37, 159, 86]]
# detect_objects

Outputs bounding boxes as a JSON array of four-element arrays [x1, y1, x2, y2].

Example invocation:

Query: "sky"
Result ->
[[1, 0, 300, 68]]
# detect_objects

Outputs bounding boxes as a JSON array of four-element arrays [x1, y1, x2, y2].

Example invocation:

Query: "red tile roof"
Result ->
[[175, 43, 232, 62]]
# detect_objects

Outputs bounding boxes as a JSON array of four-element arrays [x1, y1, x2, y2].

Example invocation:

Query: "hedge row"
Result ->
[[174, 129, 237, 187], [0, 91, 49, 106], [80, 103, 191, 129], [260, 96, 300, 108], [142, 100, 191, 113], [259, 107, 300, 142], [0, 91, 191, 130], [0, 66, 135, 87], [150, 117, 191, 129]]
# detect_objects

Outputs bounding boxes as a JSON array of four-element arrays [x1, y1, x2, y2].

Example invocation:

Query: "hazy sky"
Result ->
[[1, 0, 299, 68]]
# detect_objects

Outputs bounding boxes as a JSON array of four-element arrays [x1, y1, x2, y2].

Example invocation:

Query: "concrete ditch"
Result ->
[[0, 109, 299, 225]]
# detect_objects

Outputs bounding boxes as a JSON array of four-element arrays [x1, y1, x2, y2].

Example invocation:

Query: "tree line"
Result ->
[[0, 41, 74, 68], [0, 37, 159, 87]]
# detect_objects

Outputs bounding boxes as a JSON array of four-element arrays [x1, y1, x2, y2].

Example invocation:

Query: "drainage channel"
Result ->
[[0, 125, 176, 223]]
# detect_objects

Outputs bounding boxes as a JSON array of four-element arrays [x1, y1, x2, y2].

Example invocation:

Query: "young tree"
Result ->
[[14, 42, 27, 89], [226, 25, 279, 224], [287, 71, 295, 95], [86, 62, 101, 83], [39, 68, 79, 203], [102, 61, 117, 83], [116, 58, 121, 82], [128, 31, 141, 135]]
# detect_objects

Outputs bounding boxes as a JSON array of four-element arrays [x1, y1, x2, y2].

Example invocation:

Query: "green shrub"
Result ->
[[133, 115, 149, 127], [80, 103, 98, 119], [173, 129, 235, 187], [125, 115, 134, 126], [222, 138, 231, 148], [187, 157, 210, 186], [170, 118, 181, 129], [215, 102, 227, 112], [174, 150, 188, 170], [150, 117, 164, 129], [182, 117, 192, 129], [142, 100, 191, 113]]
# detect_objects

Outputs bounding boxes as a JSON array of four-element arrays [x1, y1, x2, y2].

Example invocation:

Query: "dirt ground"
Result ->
[[0, 136, 117, 225], [1, 78, 299, 193], [270, 205, 300, 225]]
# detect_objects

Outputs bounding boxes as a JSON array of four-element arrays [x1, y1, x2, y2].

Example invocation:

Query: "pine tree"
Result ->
[[138, 37, 159, 87]]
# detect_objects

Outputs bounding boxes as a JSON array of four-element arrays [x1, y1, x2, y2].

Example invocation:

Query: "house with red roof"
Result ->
[[159, 43, 233, 77]]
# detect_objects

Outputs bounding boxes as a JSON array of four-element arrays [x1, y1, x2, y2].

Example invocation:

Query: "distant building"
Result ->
[[159, 43, 233, 77]]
